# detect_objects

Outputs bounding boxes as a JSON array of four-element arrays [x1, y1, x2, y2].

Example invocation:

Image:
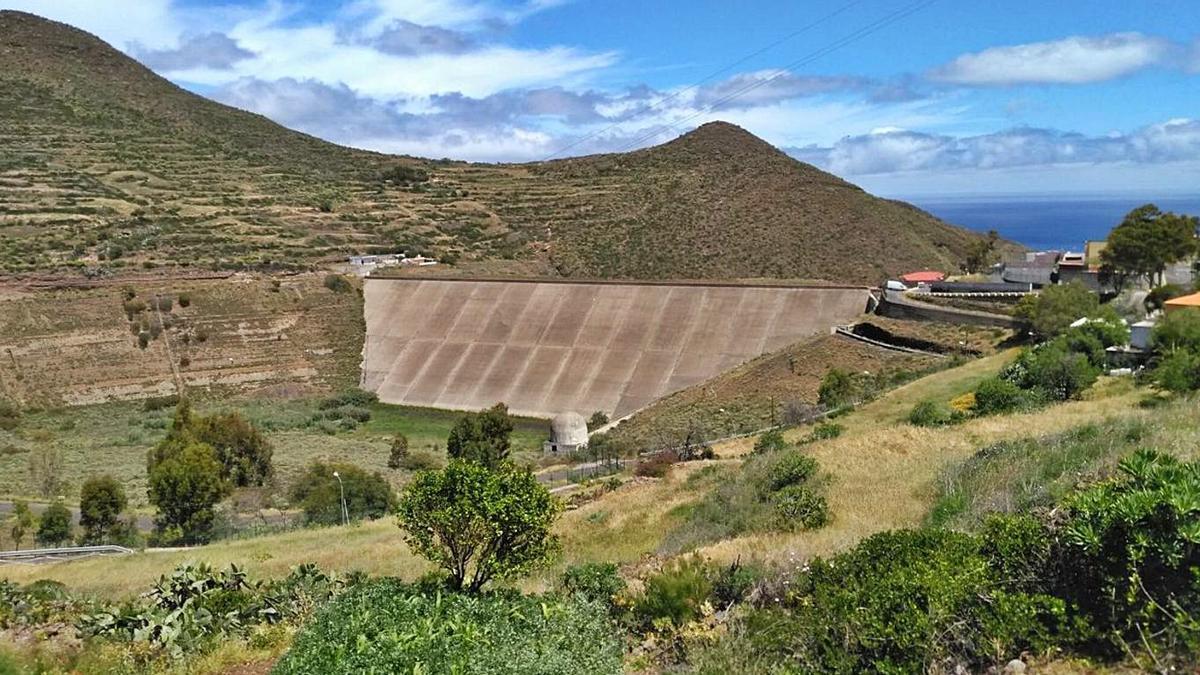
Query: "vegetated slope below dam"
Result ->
[[0, 10, 998, 284], [361, 278, 871, 419]]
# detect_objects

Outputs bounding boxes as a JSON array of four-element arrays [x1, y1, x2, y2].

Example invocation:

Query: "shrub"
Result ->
[[1150, 308, 1200, 353], [907, 399, 964, 427], [711, 559, 762, 607], [317, 388, 378, 410], [322, 274, 352, 294], [636, 556, 713, 629], [1152, 350, 1200, 393], [634, 452, 676, 478], [762, 452, 818, 493], [973, 377, 1025, 415], [752, 428, 787, 454], [275, 580, 622, 675], [1002, 340, 1100, 401], [773, 529, 1067, 673], [771, 485, 829, 530], [289, 461, 396, 526], [399, 449, 444, 471], [397, 460, 560, 592], [1055, 450, 1200, 662], [0, 400, 18, 431], [177, 293, 191, 308], [35, 502, 72, 547], [1144, 284, 1187, 312], [386, 433, 409, 469], [817, 368, 856, 408], [805, 421, 843, 443], [559, 562, 626, 609], [142, 394, 180, 412]]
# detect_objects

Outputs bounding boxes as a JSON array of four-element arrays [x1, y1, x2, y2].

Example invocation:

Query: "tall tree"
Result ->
[[147, 442, 230, 544], [964, 229, 1000, 274], [79, 475, 128, 544], [148, 402, 272, 487], [446, 403, 514, 469], [1101, 204, 1198, 286]]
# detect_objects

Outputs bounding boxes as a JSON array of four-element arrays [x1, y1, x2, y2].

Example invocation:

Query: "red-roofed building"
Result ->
[[899, 270, 946, 284]]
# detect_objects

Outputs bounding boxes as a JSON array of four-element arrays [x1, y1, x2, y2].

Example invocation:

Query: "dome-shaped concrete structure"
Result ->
[[545, 412, 589, 454]]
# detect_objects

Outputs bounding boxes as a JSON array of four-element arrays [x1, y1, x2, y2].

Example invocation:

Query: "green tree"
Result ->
[[963, 229, 1000, 274], [147, 442, 231, 544], [587, 411, 609, 430], [1150, 308, 1200, 354], [289, 461, 396, 525], [386, 434, 409, 470], [446, 403, 514, 469], [1014, 282, 1099, 340], [36, 501, 72, 547], [397, 460, 561, 592], [79, 475, 128, 544], [10, 500, 35, 550], [1101, 204, 1198, 286], [149, 403, 272, 487]]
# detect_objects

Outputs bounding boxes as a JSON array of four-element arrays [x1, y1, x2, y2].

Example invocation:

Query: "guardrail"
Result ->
[[0, 545, 134, 565]]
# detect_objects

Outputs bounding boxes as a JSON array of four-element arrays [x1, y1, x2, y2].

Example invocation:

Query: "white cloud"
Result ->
[[930, 33, 1172, 85], [789, 119, 1200, 176]]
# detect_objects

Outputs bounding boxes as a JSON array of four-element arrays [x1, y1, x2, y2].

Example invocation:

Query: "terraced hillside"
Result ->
[[0, 273, 363, 407], [0, 11, 996, 284]]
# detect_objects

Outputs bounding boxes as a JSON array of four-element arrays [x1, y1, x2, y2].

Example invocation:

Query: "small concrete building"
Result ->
[[544, 412, 589, 454]]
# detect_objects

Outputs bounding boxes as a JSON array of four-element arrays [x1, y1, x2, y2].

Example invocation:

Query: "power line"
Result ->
[[606, 0, 938, 156], [538, 0, 869, 161]]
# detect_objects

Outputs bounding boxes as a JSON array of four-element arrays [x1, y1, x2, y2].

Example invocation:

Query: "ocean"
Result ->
[[908, 196, 1200, 252]]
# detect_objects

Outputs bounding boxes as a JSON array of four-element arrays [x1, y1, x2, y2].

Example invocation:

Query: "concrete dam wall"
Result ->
[[362, 278, 871, 419]]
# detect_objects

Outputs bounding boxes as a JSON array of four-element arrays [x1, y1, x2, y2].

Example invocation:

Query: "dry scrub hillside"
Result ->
[[0, 11, 997, 284], [0, 274, 362, 407]]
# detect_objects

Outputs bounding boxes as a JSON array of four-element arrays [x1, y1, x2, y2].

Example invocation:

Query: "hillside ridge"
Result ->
[[0, 11, 998, 284]]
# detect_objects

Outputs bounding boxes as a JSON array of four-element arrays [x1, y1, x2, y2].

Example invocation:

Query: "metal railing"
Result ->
[[0, 545, 134, 565]]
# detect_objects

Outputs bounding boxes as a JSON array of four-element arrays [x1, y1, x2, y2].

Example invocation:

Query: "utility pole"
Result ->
[[333, 471, 348, 526]]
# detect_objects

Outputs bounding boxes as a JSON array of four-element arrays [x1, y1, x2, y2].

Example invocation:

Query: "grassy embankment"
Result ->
[[0, 397, 548, 510], [3, 348, 1162, 601]]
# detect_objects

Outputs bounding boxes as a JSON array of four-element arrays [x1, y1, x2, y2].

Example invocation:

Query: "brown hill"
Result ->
[[0, 10, 999, 283]]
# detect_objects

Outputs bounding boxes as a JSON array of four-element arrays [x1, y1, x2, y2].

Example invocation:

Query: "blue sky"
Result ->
[[7, 0, 1200, 197]]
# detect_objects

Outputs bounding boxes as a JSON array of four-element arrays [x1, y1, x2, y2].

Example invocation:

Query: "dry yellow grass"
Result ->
[[700, 376, 1146, 565], [0, 463, 715, 598]]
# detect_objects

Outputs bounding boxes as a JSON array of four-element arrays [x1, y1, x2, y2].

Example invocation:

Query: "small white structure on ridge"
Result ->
[[544, 412, 588, 454]]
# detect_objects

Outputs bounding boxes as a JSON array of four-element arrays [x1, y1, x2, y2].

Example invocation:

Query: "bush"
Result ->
[[634, 452, 676, 478], [36, 502, 73, 547], [817, 369, 857, 408], [275, 580, 622, 675], [769, 529, 1066, 673], [289, 461, 396, 526], [1055, 450, 1200, 662], [386, 434, 409, 469], [587, 411, 609, 430], [711, 559, 762, 608], [804, 422, 843, 443], [398, 449, 444, 471], [907, 399, 964, 427], [636, 556, 713, 629], [559, 562, 626, 609], [1014, 282, 1099, 339], [1002, 340, 1100, 401], [1144, 284, 1187, 312], [142, 394, 180, 412], [0, 400, 19, 431], [762, 452, 818, 493], [972, 377, 1025, 415], [79, 476, 127, 545], [317, 388, 378, 410], [752, 428, 787, 454], [1152, 350, 1200, 393], [1150, 308, 1200, 354], [771, 485, 829, 530], [177, 293, 191, 308], [322, 274, 352, 294]]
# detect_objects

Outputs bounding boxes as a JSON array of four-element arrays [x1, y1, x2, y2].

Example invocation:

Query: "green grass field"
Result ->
[[0, 396, 549, 509]]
